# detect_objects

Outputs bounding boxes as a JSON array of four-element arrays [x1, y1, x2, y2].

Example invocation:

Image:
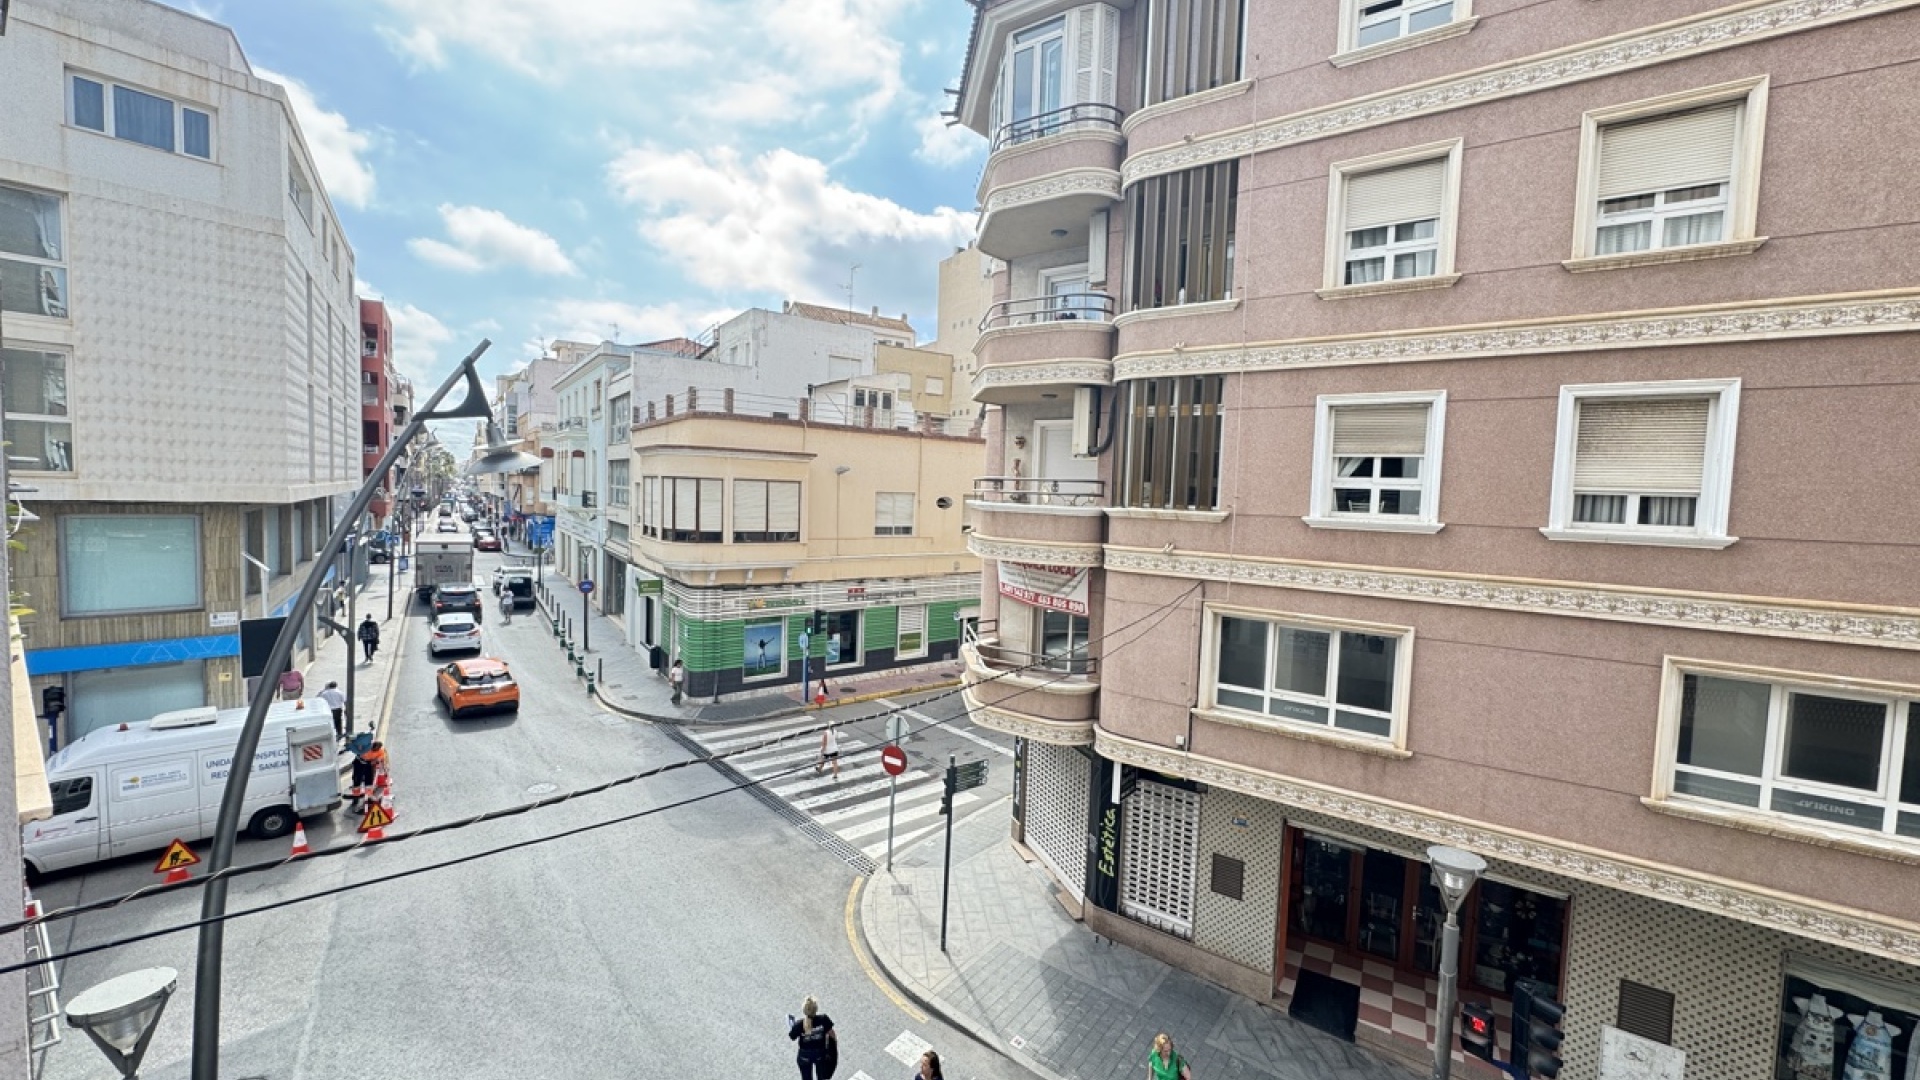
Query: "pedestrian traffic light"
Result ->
[[1512, 979, 1565, 1078], [811, 609, 827, 635], [1458, 1002, 1496, 1062]]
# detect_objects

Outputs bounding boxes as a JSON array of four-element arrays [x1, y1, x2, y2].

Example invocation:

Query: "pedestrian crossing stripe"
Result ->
[[358, 801, 394, 833]]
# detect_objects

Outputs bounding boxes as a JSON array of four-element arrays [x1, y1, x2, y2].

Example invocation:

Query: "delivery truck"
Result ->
[[414, 536, 474, 604], [24, 701, 341, 875]]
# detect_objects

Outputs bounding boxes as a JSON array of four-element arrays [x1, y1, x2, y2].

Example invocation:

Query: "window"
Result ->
[[0, 183, 69, 320], [61, 515, 203, 616], [1571, 80, 1768, 266], [1307, 392, 1445, 533], [288, 151, 314, 224], [608, 461, 630, 506], [1126, 162, 1237, 310], [1209, 610, 1409, 742], [925, 376, 945, 396], [1772, 967, 1919, 1080], [1323, 144, 1461, 294], [641, 477, 661, 538], [825, 610, 861, 667], [49, 776, 93, 817], [1118, 376, 1223, 511], [662, 477, 722, 542], [897, 606, 928, 659], [1346, 0, 1463, 51], [875, 492, 916, 536], [1545, 379, 1740, 548], [734, 480, 801, 542], [69, 74, 212, 159], [1039, 609, 1091, 673], [993, 6, 1118, 146], [3, 346, 73, 472], [1137, 0, 1245, 109]]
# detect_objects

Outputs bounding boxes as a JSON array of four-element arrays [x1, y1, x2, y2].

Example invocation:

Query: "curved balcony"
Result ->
[[967, 476, 1107, 549], [977, 104, 1125, 262], [962, 633, 1100, 741], [972, 293, 1115, 406]]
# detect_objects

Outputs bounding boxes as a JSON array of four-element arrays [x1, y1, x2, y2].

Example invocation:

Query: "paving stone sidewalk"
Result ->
[[298, 554, 413, 750], [861, 813, 1423, 1080]]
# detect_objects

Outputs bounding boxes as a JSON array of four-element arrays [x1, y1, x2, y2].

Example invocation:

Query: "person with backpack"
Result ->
[[786, 996, 837, 1080]]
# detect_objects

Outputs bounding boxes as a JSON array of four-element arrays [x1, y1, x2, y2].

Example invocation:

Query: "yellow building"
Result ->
[[874, 343, 958, 421]]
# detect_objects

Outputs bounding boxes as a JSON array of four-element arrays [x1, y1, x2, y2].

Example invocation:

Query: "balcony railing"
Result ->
[[362, 444, 380, 457], [971, 476, 1105, 508], [972, 636, 1098, 677], [992, 101, 1124, 151], [543, 416, 587, 434], [980, 292, 1114, 332]]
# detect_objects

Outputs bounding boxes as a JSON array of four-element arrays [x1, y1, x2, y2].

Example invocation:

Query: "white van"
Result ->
[[24, 701, 342, 875]]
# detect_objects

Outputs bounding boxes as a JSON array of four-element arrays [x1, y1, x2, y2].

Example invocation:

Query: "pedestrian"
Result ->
[[1147, 1033, 1191, 1080], [913, 1050, 943, 1080], [277, 667, 305, 701], [317, 680, 347, 740], [357, 614, 380, 663], [786, 996, 837, 1080], [349, 738, 386, 809], [668, 659, 685, 706], [817, 723, 841, 779]]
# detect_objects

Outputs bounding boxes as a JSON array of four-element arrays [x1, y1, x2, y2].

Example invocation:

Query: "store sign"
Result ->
[[634, 577, 663, 597], [999, 562, 1089, 616]]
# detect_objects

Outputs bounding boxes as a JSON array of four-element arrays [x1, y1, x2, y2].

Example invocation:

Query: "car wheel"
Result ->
[[249, 806, 296, 840]]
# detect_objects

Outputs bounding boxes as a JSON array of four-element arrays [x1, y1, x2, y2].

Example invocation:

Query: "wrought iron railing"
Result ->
[[971, 475, 1105, 508], [991, 101, 1125, 151], [980, 292, 1114, 332], [971, 636, 1098, 677]]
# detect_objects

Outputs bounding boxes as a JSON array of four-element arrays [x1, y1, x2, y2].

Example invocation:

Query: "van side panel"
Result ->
[[106, 756, 200, 859], [197, 738, 292, 833]]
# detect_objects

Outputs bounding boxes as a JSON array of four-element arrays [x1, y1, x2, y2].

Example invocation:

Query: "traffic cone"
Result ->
[[164, 865, 191, 885], [375, 768, 389, 790], [380, 788, 395, 822], [295, 699, 306, 710], [289, 821, 311, 857]]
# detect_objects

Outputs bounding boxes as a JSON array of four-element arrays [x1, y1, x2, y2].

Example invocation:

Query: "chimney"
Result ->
[[870, 305, 880, 317]]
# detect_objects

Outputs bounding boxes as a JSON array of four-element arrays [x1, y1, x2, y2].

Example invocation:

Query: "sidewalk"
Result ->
[[299, 557, 413, 751], [860, 812, 1423, 1080]]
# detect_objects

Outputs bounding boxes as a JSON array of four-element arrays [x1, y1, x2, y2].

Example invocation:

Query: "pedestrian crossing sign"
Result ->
[[358, 801, 394, 833], [154, 839, 200, 873]]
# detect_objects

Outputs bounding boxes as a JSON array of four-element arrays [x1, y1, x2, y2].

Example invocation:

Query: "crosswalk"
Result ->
[[682, 713, 997, 867]]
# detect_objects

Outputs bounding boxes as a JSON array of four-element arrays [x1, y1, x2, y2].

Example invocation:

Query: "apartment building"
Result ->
[[954, 2, 1920, 1077], [928, 243, 998, 425], [360, 298, 397, 528], [548, 345, 626, 599], [495, 351, 583, 536], [3, 0, 360, 741]]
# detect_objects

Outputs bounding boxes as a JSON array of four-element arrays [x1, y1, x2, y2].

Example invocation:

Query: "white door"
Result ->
[[1034, 420, 1098, 504], [24, 771, 103, 871], [287, 724, 339, 813], [1025, 743, 1091, 901], [1120, 780, 1202, 940], [1044, 268, 1095, 321]]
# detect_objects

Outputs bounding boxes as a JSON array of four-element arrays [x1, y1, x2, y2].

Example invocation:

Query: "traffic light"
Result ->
[[1458, 1002, 1496, 1062], [811, 609, 827, 636], [1512, 979, 1565, 1078]]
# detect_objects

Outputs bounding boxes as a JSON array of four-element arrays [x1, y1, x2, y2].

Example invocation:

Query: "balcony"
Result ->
[[968, 475, 1107, 548], [961, 630, 1099, 740], [972, 293, 1115, 406], [543, 416, 588, 447], [977, 103, 1124, 261]]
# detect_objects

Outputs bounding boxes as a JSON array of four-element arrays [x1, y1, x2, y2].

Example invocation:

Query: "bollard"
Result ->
[[597, 657, 604, 682], [586, 672, 596, 696], [574, 658, 586, 678], [567, 647, 577, 666]]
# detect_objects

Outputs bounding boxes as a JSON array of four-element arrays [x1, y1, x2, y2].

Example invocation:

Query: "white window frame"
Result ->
[[1305, 390, 1446, 534], [999, 16, 1067, 141], [0, 181, 70, 323], [1198, 604, 1414, 754], [1319, 140, 1463, 298], [2, 344, 75, 473], [287, 151, 315, 227], [875, 491, 915, 536], [896, 605, 929, 660], [67, 71, 215, 161], [1567, 77, 1770, 270], [1543, 378, 1740, 549], [1333, 0, 1476, 66], [1654, 657, 1920, 855]]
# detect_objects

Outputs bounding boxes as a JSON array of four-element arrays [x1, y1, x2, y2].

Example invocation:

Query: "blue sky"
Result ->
[[173, 0, 985, 394]]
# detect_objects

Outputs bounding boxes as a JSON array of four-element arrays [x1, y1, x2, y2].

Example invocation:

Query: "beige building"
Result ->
[[929, 243, 997, 422], [875, 342, 958, 421], [954, 1, 1920, 1077]]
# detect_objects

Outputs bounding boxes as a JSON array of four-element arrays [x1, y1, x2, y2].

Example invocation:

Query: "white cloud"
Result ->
[[914, 111, 982, 168], [385, 301, 455, 382], [537, 299, 738, 350], [254, 66, 377, 209], [606, 145, 972, 301], [407, 205, 578, 276]]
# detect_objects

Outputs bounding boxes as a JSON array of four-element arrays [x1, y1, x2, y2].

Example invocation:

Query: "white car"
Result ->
[[429, 613, 482, 655]]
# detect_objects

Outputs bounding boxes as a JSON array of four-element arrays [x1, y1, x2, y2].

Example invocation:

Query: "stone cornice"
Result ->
[[1122, 0, 1920, 185], [1112, 290, 1920, 380], [981, 167, 1123, 214], [964, 690, 1097, 746], [968, 533, 1105, 567], [1102, 546, 1920, 650], [1094, 728, 1920, 963], [972, 358, 1114, 395]]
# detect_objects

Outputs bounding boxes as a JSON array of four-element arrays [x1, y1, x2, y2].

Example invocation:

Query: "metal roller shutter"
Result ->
[[1596, 103, 1739, 199], [1026, 743, 1091, 900], [1573, 398, 1710, 493], [1345, 159, 1446, 231], [1330, 403, 1430, 457], [1121, 780, 1201, 939]]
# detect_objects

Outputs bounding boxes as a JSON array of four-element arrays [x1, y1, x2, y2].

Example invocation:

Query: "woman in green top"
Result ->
[[1148, 1032, 1191, 1080]]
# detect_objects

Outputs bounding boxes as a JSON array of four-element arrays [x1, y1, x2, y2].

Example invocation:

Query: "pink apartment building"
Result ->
[[954, 1, 1920, 1077]]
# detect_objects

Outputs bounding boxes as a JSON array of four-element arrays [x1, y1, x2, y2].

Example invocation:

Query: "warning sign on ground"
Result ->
[[154, 839, 200, 873], [358, 801, 394, 833]]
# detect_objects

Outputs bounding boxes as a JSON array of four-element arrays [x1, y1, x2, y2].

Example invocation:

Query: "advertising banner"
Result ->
[[998, 562, 1090, 616]]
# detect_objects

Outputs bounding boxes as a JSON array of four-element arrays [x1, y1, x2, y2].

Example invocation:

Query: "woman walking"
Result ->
[[1147, 1033, 1191, 1080], [817, 724, 842, 779], [914, 1050, 944, 1079], [787, 996, 837, 1080]]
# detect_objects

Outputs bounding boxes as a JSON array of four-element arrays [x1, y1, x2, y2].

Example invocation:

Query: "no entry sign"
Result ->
[[880, 744, 908, 777]]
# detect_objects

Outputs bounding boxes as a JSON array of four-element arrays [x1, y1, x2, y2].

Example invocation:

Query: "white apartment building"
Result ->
[[1, 0, 360, 741]]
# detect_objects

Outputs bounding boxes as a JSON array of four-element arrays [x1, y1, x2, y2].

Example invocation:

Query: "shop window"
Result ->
[[1777, 966, 1918, 1080], [825, 610, 861, 668]]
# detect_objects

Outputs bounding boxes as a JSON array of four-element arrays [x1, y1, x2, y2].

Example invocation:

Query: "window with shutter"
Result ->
[[1547, 380, 1740, 547], [733, 480, 768, 542], [768, 481, 801, 541], [1119, 376, 1225, 511], [1593, 103, 1738, 255], [697, 479, 723, 542], [1308, 392, 1445, 531], [1342, 159, 1445, 284], [875, 492, 915, 536], [897, 605, 928, 658]]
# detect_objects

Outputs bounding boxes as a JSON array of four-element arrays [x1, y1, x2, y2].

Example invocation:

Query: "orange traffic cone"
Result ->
[[374, 768, 389, 790], [164, 865, 191, 885], [289, 821, 311, 857], [379, 788, 395, 822], [295, 699, 306, 710]]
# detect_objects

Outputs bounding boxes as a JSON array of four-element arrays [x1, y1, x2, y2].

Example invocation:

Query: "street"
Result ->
[[30, 537, 1032, 1080]]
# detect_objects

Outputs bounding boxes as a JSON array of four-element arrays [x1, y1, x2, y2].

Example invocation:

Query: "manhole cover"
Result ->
[[893, 884, 913, 895], [525, 783, 559, 796]]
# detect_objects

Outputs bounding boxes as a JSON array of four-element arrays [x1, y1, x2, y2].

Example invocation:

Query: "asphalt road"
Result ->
[[30, 543, 1033, 1080]]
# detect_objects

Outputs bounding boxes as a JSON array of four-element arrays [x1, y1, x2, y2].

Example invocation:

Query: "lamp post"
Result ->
[[190, 342, 538, 1080], [1426, 845, 1487, 1080], [387, 460, 407, 620], [66, 967, 178, 1078]]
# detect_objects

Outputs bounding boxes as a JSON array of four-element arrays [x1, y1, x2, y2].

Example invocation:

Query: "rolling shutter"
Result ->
[[875, 492, 914, 534], [1345, 159, 1446, 231], [733, 480, 767, 535], [1120, 780, 1201, 939], [769, 482, 801, 535], [671, 478, 697, 532], [1573, 398, 1710, 493], [1026, 743, 1091, 901], [1330, 403, 1430, 457], [697, 479, 723, 534], [1597, 103, 1739, 199]]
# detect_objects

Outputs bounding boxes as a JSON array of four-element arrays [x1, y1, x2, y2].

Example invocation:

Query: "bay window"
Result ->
[[1136, 0, 1245, 108], [992, 5, 1119, 147], [0, 183, 68, 320]]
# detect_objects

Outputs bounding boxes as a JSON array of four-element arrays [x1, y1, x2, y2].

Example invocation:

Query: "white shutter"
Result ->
[[1120, 780, 1201, 940], [876, 492, 913, 533], [733, 480, 767, 534], [672, 478, 696, 532], [1597, 103, 1739, 199], [1097, 4, 1118, 106], [1345, 159, 1446, 231], [769, 482, 801, 535], [698, 479, 723, 534], [1070, 6, 1096, 105], [1026, 743, 1090, 900], [1573, 397, 1710, 493], [1330, 403, 1430, 457], [894, 492, 914, 533], [897, 606, 926, 655]]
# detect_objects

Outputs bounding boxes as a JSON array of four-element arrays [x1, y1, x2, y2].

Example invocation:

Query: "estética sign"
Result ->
[[998, 562, 1089, 617]]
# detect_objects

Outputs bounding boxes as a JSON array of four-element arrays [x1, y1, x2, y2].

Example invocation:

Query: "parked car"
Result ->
[[428, 613, 482, 655], [431, 582, 484, 624], [499, 575, 534, 610], [366, 535, 392, 564], [436, 657, 520, 718], [473, 532, 501, 552], [438, 505, 453, 518], [435, 519, 458, 533]]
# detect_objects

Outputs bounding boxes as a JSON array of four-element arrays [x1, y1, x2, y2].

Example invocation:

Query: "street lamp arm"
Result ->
[[190, 339, 492, 1080]]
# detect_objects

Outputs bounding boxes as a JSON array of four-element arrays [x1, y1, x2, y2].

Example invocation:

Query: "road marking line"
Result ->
[[698, 721, 837, 751], [767, 762, 889, 798], [880, 699, 1016, 758], [845, 878, 926, 1024], [840, 792, 981, 841], [721, 736, 870, 766], [809, 778, 941, 824]]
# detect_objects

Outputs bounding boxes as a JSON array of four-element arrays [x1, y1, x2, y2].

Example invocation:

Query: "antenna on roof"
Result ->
[[843, 264, 861, 317]]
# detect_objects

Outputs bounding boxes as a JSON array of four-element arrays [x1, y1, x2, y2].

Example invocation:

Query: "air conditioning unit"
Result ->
[[582, 491, 597, 508]]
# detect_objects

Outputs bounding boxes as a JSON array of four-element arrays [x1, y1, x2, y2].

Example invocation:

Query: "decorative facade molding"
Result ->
[[982, 167, 1123, 214], [1113, 290, 1920, 380], [972, 358, 1114, 395], [969, 533, 1106, 567], [1122, 0, 1920, 185], [964, 690, 1097, 745], [1103, 545, 1920, 650], [1095, 729, 1920, 963], [978, 130, 1127, 204]]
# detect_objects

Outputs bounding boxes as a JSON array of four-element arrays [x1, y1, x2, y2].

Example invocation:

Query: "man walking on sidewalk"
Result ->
[[357, 614, 381, 664], [318, 681, 347, 740], [668, 659, 685, 705]]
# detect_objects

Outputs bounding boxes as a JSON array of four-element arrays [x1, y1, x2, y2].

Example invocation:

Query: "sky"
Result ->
[[170, 0, 986, 403]]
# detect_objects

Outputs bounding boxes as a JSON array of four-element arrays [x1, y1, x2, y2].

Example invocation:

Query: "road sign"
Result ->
[[579, 579, 595, 594], [358, 800, 394, 833], [951, 760, 989, 792], [154, 839, 200, 874], [880, 744, 908, 777], [885, 714, 909, 744]]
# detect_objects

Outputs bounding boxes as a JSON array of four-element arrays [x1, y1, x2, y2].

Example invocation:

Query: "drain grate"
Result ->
[[661, 725, 876, 876]]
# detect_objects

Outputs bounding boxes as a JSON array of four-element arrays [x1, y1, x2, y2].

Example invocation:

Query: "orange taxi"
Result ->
[[435, 657, 521, 718]]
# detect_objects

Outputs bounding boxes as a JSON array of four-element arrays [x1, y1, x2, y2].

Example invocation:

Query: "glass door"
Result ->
[[1006, 18, 1065, 142]]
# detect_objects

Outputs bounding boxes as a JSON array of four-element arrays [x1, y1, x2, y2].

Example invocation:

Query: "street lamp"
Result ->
[[1426, 845, 1487, 1080], [66, 966, 178, 1078]]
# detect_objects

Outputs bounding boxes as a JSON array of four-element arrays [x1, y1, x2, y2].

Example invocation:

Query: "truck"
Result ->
[[24, 702, 341, 875], [414, 536, 474, 604]]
